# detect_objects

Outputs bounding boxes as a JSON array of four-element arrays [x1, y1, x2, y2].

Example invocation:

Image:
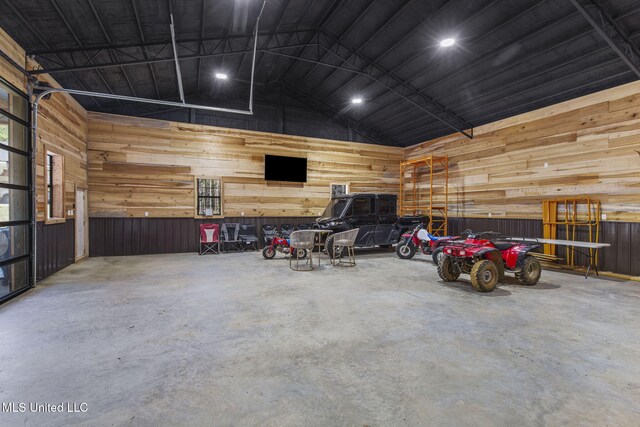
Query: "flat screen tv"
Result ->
[[264, 155, 307, 183]]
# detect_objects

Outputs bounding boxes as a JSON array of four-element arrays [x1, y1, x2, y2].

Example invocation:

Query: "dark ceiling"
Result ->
[[1, 0, 639, 146]]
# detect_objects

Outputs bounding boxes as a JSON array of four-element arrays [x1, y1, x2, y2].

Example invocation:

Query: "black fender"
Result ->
[[473, 247, 502, 265], [514, 245, 542, 270]]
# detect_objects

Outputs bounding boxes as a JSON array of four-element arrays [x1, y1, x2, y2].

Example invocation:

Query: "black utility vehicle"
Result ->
[[315, 193, 427, 257]]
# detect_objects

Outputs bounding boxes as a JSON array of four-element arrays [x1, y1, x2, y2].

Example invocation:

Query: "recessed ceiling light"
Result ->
[[351, 97, 363, 104], [440, 38, 456, 47], [215, 73, 228, 80]]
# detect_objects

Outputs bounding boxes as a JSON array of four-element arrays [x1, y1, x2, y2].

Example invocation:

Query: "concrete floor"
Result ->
[[1, 249, 639, 426]]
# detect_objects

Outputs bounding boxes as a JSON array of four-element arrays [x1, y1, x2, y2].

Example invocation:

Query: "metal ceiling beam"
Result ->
[[432, 27, 596, 107], [263, 0, 315, 82], [261, 50, 364, 74], [296, 0, 378, 86], [469, 70, 633, 125], [131, 0, 160, 98], [319, 31, 473, 139], [4, 0, 102, 106], [29, 42, 316, 75], [395, 56, 629, 142], [362, 6, 578, 130], [196, 0, 206, 93], [373, 19, 597, 131], [321, 0, 420, 101], [279, 81, 399, 147], [383, 48, 616, 139], [460, 57, 623, 118], [398, 67, 634, 144], [50, 0, 120, 99], [615, 4, 640, 21], [246, 0, 292, 80], [323, 0, 452, 102], [83, 0, 136, 98], [277, 0, 343, 82], [27, 29, 314, 56], [349, 0, 544, 123], [569, 0, 640, 78], [49, 0, 116, 100]]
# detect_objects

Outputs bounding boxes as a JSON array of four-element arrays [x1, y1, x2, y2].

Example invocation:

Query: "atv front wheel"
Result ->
[[432, 247, 444, 264], [396, 240, 416, 259], [470, 260, 499, 292], [262, 247, 276, 259], [437, 256, 460, 282], [515, 256, 541, 286]]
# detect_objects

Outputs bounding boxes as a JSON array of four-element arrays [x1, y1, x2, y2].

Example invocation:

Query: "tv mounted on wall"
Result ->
[[264, 155, 307, 183]]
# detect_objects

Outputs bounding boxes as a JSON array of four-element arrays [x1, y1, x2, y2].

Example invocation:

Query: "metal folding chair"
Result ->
[[239, 224, 259, 251], [199, 224, 221, 255], [222, 223, 243, 252]]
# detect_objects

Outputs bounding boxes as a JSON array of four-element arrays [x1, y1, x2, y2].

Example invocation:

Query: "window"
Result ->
[[0, 80, 28, 121], [378, 198, 396, 216], [330, 183, 349, 199], [351, 198, 372, 216], [45, 150, 64, 221], [196, 178, 222, 216]]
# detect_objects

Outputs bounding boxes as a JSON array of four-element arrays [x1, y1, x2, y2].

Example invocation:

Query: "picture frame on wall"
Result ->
[[330, 183, 349, 199]]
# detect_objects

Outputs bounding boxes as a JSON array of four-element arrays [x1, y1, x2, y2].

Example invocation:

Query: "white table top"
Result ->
[[506, 237, 611, 249]]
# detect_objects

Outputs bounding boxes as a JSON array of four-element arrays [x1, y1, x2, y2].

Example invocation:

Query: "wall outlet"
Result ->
[[488, 212, 492, 217], [544, 162, 548, 168], [601, 213, 607, 220], [144, 212, 149, 217], [241, 211, 245, 216]]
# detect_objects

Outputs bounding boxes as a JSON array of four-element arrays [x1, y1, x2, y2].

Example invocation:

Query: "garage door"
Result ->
[[0, 77, 33, 304]]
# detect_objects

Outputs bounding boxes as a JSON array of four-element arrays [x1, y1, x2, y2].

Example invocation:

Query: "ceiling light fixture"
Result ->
[[215, 73, 228, 80], [351, 97, 363, 104], [440, 38, 456, 47]]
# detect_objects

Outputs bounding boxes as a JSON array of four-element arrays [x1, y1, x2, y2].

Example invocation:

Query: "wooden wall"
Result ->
[[405, 80, 640, 222], [1, 27, 88, 280], [29, 61, 88, 222], [0, 27, 24, 89], [87, 112, 402, 218], [1, 28, 88, 222]]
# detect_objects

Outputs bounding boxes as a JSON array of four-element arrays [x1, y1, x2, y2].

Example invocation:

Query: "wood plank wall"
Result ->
[[404, 80, 640, 222], [87, 112, 403, 218], [29, 61, 89, 222], [1, 28, 88, 280], [1, 30, 88, 222], [0, 27, 24, 89]]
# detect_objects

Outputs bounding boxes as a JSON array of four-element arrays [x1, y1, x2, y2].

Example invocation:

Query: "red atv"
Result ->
[[437, 231, 542, 292], [396, 224, 468, 263], [262, 234, 308, 259]]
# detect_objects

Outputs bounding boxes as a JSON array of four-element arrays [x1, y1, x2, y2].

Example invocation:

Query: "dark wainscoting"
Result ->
[[37, 220, 75, 281], [449, 218, 640, 277], [88, 217, 639, 276], [89, 217, 317, 257]]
